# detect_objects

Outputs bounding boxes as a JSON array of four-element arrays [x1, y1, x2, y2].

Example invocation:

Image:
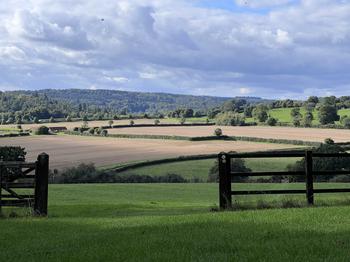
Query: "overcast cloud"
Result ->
[[1, 0, 350, 98]]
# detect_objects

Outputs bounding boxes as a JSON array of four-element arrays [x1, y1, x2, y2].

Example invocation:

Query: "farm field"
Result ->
[[107, 125, 350, 142], [246, 108, 350, 125], [0, 117, 210, 131], [0, 135, 296, 170], [1, 183, 350, 261]]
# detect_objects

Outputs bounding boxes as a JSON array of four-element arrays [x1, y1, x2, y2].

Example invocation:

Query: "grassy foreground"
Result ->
[[1, 183, 350, 261]]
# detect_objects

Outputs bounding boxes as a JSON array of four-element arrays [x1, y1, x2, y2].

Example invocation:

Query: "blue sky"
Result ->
[[1, 0, 350, 99]]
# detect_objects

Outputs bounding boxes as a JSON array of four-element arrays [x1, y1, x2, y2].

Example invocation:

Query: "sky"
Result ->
[[1, 0, 350, 99]]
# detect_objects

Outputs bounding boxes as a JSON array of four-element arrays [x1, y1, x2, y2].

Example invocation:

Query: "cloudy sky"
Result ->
[[1, 0, 350, 99]]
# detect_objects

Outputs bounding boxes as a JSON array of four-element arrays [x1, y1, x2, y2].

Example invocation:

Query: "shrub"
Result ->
[[101, 129, 108, 136], [88, 128, 95, 135], [180, 117, 186, 125], [34, 126, 49, 135], [0, 146, 26, 161], [130, 120, 135, 126], [73, 127, 79, 132], [108, 120, 114, 127], [267, 117, 277, 126], [66, 116, 72, 122], [154, 119, 160, 125], [214, 128, 223, 136]]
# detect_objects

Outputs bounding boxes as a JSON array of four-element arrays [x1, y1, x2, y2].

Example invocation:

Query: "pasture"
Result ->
[[1, 184, 350, 261], [117, 158, 299, 180], [0, 135, 296, 170], [107, 125, 350, 142]]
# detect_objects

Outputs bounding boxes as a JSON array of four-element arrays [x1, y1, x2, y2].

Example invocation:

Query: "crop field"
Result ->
[[0, 117, 210, 131], [0, 135, 296, 170], [107, 125, 350, 142], [1, 183, 350, 261]]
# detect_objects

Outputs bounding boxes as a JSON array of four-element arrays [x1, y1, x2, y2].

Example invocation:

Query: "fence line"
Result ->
[[218, 150, 350, 210]]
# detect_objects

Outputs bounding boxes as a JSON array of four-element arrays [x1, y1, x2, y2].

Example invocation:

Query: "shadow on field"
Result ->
[[1, 207, 350, 261]]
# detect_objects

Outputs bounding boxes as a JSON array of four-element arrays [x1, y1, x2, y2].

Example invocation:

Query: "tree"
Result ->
[[101, 129, 108, 136], [82, 115, 89, 122], [33, 117, 39, 124], [130, 120, 135, 126], [214, 128, 223, 136], [252, 104, 268, 122], [318, 104, 339, 125], [267, 117, 277, 126], [290, 108, 302, 118], [154, 119, 160, 125], [287, 141, 350, 182], [34, 126, 49, 135], [208, 156, 251, 182], [215, 112, 245, 126], [302, 111, 313, 127], [108, 120, 114, 127], [341, 117, 350, 129]]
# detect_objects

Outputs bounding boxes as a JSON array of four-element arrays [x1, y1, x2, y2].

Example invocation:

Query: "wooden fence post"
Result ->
[[0, 163, 2, 215], [219, 153, 232, 210], [34, 153, 49, 216], [305, 150, 314, 205]]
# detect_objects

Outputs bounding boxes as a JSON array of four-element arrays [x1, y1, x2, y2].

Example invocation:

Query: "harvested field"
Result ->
[[0, 135, 297, 170], [107, 125, 350, 142], [0, 118, 208, 131], [0, 119, 158, 130]]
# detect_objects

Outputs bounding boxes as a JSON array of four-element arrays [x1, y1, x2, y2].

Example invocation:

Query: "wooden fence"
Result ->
[[218, 150, 350, 209], [0, 153, 49, 216]]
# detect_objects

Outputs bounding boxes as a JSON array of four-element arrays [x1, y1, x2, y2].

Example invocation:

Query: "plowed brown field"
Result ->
[[0, 135, 297, 170], [108, 126, 350, 142]]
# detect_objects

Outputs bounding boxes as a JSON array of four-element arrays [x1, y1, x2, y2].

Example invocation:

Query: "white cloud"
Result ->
[[1, 0, 350, 98]]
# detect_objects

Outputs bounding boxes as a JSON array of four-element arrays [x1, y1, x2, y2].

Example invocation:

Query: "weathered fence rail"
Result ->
[[218, 150, 350, 209], [0, 153, 49, 216]]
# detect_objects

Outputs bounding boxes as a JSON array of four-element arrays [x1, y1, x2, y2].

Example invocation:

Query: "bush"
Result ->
[[267, 117, 277, 126], [214, 128, 223, 136], [215, 112, 245, 126], [154, 119, 160, 125], [130, 120, 135, 126], [0, 146, 26, 161], [33, 126, 49, 135], [101, 129, 108, 136], [53, 163, 188, 183], [88, 128, 95, 135]]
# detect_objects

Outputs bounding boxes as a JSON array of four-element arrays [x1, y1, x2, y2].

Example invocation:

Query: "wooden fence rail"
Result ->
[[218, 150, 350, 210], [0, 153, 49, 216]]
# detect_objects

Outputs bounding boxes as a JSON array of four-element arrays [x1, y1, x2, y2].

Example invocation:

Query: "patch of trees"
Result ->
[[51, 163, 190, 183], [287, 140, 350, 182]]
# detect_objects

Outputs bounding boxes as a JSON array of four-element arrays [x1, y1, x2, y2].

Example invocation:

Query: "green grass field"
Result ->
[[246, 107, 350, 125], [117, 158, 300, 180], [1, 183, 350, 261]]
